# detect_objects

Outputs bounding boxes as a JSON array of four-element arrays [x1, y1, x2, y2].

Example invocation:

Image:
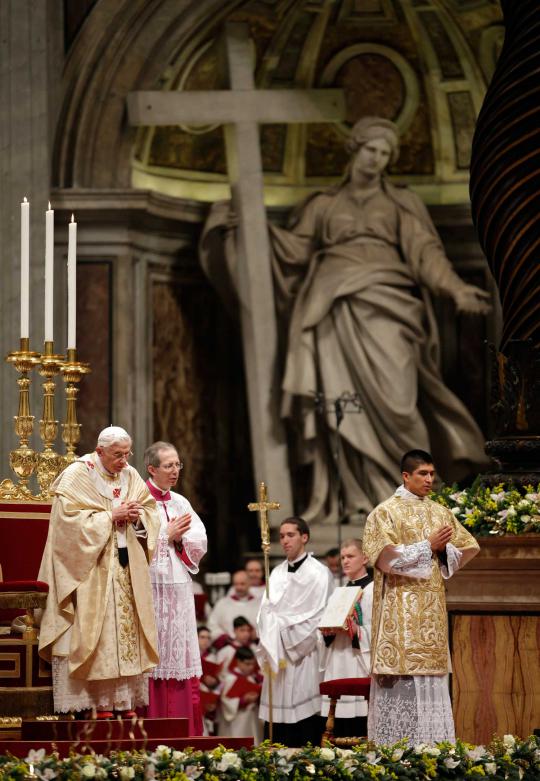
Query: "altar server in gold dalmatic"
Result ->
[[363, 449, 479, 745], [38, 426, 160, 717]]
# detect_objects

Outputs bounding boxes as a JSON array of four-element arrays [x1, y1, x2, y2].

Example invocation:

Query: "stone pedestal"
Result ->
[[447, 536, 540, 743]]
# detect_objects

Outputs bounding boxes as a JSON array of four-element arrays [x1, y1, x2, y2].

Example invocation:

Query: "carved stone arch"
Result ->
[[53, 0, 242, 188]]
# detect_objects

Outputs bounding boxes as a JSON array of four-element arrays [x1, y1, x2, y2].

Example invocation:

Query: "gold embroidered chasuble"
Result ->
[[38, 457, 160, 681], [363, 495, 479, 676]]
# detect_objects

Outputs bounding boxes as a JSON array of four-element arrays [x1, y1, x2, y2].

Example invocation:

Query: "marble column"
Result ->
[[0, 0, 63, 482], [470, 0, 540, 481]]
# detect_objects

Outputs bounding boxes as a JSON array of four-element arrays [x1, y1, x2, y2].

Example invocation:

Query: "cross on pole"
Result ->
[[127, 22, 345, 516], [248, 479, 280, 742], [248, 480, 280, 589]]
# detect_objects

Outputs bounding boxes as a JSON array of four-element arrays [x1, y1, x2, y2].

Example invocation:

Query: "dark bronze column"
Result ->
[[470, 0, 540, 481]]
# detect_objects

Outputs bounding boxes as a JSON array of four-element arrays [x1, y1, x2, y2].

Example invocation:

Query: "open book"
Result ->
[[318, 585, 363, 632]]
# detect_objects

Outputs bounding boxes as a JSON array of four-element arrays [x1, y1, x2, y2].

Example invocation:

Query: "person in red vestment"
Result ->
[[144, 441, 207, 734]]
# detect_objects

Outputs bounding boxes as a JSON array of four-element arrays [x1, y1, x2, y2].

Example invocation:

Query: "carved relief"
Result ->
[[151, 279, 220, 516]]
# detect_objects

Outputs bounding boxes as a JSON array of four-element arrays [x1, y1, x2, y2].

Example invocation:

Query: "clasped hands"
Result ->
[[168, 512, 191, 543], [429, 524, 453, 552], [112, 501, 143, 526]]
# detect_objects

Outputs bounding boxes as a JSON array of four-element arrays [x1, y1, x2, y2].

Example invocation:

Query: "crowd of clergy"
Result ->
[[37, 427, 480, 748]]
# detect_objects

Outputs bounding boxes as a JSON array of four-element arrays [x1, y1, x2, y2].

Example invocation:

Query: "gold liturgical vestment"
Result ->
[[363, 496, 479, 675], [38, 457, 160, 683]]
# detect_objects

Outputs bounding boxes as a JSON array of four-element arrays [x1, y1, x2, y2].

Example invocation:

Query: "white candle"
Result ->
[[45, 203, 54, 342], [20, 197, 30, 339], [67, 214, 77, 350]]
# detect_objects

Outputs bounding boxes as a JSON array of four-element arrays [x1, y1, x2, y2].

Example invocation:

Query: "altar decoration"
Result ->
[[431, 482, 540, 536], [0, 736, 538, 781], [0, 201, 90, 501]]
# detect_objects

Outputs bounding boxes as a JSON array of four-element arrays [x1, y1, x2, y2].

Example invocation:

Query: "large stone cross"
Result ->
[[127, 22, 345, 515]]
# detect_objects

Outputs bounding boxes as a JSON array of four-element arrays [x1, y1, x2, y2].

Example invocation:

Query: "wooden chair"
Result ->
[[319, 677, 371, 746]]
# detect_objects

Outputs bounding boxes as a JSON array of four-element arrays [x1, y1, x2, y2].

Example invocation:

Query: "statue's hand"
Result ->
[[453, 284, 491, 315]]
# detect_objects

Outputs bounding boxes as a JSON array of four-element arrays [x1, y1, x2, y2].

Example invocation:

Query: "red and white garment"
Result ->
[[147, 480, 207, 680]]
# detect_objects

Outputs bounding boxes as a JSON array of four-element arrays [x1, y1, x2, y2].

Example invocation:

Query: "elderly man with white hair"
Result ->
[[38, 426, 160, 718]]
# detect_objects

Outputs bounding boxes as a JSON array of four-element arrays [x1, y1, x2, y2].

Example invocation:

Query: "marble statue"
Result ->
[[201, 117, 490, 524]]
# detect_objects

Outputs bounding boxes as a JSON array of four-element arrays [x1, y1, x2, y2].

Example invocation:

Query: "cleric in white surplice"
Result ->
[[256, 516, 334, 746]]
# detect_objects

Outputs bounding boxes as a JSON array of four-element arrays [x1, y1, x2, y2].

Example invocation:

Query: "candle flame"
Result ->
[[71, 214, 75, 222], [48, 201, 51, 210], [23, 196, 28, 203]]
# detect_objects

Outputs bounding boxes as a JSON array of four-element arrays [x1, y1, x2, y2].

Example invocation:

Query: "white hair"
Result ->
[[97, 426, 132, 448]]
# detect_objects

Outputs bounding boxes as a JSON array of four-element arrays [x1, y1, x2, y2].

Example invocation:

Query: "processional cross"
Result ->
[[127, 22, 345, 515], [248, 480, 280, 742]]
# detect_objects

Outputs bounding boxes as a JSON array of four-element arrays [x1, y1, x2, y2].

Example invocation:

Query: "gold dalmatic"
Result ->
[[363, 496, 479, 675]]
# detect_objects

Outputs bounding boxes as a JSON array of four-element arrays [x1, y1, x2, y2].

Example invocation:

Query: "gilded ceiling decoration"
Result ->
[[131, 0, 503, 205]]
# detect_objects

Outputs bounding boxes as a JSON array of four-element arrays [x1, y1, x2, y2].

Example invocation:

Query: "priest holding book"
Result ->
[[319, 538, 373, 738]]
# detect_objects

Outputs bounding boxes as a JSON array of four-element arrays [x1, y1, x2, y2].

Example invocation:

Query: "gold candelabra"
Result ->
[[37, 341, 65, 497], [1, 340, 90, 500], [61, 348, 91, 465], [1, 338, 41, 498]]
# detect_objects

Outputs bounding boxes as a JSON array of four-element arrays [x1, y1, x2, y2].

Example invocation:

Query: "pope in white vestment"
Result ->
[[38, 427, 159, 715], [257, 517, 334, 746]]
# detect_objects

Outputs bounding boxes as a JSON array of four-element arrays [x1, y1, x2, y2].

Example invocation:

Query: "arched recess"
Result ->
[[53, 0, 242, 188]]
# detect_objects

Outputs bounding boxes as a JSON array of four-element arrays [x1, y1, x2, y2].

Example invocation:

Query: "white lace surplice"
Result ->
[[368, 484, 461, 744], [368, 674, 455, 745], [149, 489, 207, 680], [53, 657, 148, 713]]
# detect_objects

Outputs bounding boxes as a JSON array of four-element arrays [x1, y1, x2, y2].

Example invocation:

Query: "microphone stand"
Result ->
[[312, 391, 362, 573]]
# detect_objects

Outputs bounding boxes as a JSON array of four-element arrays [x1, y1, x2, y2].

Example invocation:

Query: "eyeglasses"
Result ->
[[161, 461, 184, 471], [109, 450, 133, 461]]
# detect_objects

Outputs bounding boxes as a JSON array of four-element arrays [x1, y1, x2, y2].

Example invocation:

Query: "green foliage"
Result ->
[[1, 736, 539, 781], [430, 481, 540, 536]]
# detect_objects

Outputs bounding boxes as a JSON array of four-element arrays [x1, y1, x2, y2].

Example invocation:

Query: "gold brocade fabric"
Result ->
[[363, 496, 479, 675], [38, 461, 160, 681]]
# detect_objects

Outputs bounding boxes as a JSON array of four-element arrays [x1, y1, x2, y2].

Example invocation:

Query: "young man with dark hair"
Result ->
[[257, 516, 334, 746], [363, 449, 480, 744]]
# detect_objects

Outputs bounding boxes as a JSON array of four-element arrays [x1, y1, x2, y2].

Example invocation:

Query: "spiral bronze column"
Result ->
[[470, 0, 540, 481]]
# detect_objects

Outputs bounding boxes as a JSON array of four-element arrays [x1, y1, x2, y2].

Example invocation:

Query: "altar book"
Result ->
[[318, 586, 363, 631]]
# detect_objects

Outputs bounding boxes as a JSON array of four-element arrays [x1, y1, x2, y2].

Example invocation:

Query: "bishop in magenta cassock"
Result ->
[[144, 441, 207, 734]]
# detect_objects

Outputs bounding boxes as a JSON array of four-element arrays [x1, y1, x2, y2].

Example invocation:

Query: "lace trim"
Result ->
[[390, 540, 432, 578], [368, 674, 455, 745], [52, 657, 148, 713], [441, 543, 462, 579], [152, 581, 202, 679]]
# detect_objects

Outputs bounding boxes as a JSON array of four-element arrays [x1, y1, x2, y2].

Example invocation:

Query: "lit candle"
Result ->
[[20, 197, 30, 339], [67, 214, 77, 350], [45, 203, 54, 342]]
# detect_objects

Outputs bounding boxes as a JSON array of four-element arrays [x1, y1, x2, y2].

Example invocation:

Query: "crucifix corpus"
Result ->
[[248, 480, 280, 742], [127, 21, 345, 516]]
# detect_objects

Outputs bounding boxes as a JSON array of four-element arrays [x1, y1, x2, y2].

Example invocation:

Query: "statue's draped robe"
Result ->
[[201, 181, 487, 523], [363, 487, 479, 743], [38, 455, 160, 712]]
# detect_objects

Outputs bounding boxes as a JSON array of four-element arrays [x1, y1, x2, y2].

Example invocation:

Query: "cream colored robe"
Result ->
[[38, 458, 160, 683], [363, 495, 479, 675]]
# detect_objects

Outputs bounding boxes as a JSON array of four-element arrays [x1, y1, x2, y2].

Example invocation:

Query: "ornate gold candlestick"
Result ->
[[37, 341, 65, 497], [1, 338, 41, 498], [61, 348, 90, 465]]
